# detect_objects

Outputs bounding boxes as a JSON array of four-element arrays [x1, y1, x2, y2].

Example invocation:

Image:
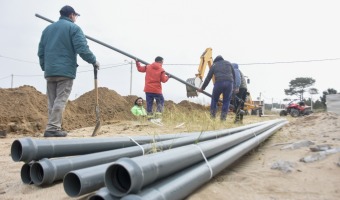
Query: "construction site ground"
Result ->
[[0, 85, 340, 200]]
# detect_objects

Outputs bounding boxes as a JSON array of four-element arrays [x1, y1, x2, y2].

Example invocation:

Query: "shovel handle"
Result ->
[[94, 67, 98, 80], [94, 67, 99, 105]]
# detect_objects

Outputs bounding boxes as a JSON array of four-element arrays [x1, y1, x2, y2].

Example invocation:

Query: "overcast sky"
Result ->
[[1, 0, 339, 105]]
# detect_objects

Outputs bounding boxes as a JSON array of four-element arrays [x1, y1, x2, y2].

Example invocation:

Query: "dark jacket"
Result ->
[[38, 16, 96, 79], [232, 63, 241, 89], [201, 57, 235, 90]]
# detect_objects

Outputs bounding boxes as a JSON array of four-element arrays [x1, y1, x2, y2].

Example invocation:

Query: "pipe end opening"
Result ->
[[106, 164, 131, 196], [64, 173, 81, 197], [30, 163, 44, 185], [11, 140, 23, 162]]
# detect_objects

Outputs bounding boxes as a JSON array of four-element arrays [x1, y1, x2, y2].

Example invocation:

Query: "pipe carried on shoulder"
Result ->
[[35, 14, 213, 99]]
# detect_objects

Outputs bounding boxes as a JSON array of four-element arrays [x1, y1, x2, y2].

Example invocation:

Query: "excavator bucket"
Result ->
[[186, 48, 212, 98], [186, 77, 202, 97]]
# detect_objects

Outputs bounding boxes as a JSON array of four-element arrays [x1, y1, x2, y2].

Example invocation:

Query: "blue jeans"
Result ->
[[145, 92, 164, 114], [210, 80, 233, 120]]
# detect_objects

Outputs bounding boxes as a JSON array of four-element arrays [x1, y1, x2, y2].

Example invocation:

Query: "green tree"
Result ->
[[313, 99, 324, 110], [320, 88, 337, 107], [284, 77, 316, 100]]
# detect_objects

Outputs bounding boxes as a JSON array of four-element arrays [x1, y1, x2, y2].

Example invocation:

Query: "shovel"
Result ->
[[92, 66, 101, 136]]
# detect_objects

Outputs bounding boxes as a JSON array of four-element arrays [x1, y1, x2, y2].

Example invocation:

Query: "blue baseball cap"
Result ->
[[60, 5, 80, 17]]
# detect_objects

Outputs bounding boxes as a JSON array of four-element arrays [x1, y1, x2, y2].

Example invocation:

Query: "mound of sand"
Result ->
[[0, 85, 206, 135]]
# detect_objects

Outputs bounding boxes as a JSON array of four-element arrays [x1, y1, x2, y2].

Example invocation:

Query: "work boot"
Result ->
[[44, 130, 68, 137], [234, 113, 240, 124], [155, 112, 162, 119], [220, 112, 227, 121], [146, 112, 154, 121]]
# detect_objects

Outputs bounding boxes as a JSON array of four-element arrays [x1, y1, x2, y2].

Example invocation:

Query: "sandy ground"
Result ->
[[1, 112, 340, 200]]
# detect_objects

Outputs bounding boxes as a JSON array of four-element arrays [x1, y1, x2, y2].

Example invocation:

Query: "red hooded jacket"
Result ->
[[136, 61, 169, 94]]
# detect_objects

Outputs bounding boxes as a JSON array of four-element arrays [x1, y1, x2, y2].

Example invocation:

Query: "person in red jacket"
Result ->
[[136, 56, 170, 117]]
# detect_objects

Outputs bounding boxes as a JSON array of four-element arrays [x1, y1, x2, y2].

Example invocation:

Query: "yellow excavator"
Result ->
[[186, 48, 213, 97], [186, 48, 261, 115]]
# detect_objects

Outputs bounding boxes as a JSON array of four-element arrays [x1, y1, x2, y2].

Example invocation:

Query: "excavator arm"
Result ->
[[186, 48, 213, 97]]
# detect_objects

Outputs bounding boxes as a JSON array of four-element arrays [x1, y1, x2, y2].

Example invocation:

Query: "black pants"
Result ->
[[235, 88, 247, 121]]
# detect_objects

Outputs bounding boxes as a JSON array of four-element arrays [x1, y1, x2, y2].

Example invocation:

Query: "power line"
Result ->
[[77, 63, 129, 73], [239, 57, 340, 66], [0, 75, 11, 80], [0, 55, 38, 64], [165, 57, 340, 66], [0, 63, 131, 77], [2, 53, 340, 67], [0, 54, 130, 68], [14, 74, 42, 77]]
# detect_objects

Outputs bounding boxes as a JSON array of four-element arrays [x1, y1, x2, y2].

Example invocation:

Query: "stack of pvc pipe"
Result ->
[[11, 134, 195, 184], [89, 119, 287, 200], [10, 119, 287, 200]]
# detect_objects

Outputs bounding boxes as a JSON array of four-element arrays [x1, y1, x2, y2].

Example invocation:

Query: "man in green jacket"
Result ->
[[38, 5, 100, 137]]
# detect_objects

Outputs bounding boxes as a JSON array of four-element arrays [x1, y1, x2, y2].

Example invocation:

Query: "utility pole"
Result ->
[[129, 60, 133, 95], [125, 60, 133, 95]]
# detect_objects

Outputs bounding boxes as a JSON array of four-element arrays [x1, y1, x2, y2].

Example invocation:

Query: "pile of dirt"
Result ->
[[0, 85, 206, 135]]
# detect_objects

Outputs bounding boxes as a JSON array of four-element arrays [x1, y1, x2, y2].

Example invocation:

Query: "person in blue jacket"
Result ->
[[232, 63, 241, 93], [38, 5, 100, 137]]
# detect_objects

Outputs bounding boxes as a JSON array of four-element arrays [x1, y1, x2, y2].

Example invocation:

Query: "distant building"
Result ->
[[326, 94, 340, 115]]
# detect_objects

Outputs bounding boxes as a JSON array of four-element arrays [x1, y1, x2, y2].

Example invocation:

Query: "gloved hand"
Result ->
[[93, 61, 100, 70], [135, 59, 140, 67]]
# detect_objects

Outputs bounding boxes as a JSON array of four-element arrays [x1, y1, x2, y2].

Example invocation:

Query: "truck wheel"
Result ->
[[290, 109, 300, 117]]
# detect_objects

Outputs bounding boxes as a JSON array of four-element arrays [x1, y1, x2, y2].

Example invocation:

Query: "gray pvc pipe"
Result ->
[[88, 187, 118, 200], [38, 122, 265, 187], [64, 163, 111, 197], [121, 121, 288, 200], [20, 162, 33, 184], [62, 120, 269, 196], [11, 134, 191, 163], [105, 119, 286, 197]]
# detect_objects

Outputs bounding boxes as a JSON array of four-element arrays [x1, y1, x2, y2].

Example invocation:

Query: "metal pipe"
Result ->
[[32, 122, 265, 186], [11, 134, 191, 163], [121, 121, 288, 200], [35, 14, 213, 99], [105, 119, 286, 197], [62, 121, 268, 196], [88, 187, 118, 200]]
